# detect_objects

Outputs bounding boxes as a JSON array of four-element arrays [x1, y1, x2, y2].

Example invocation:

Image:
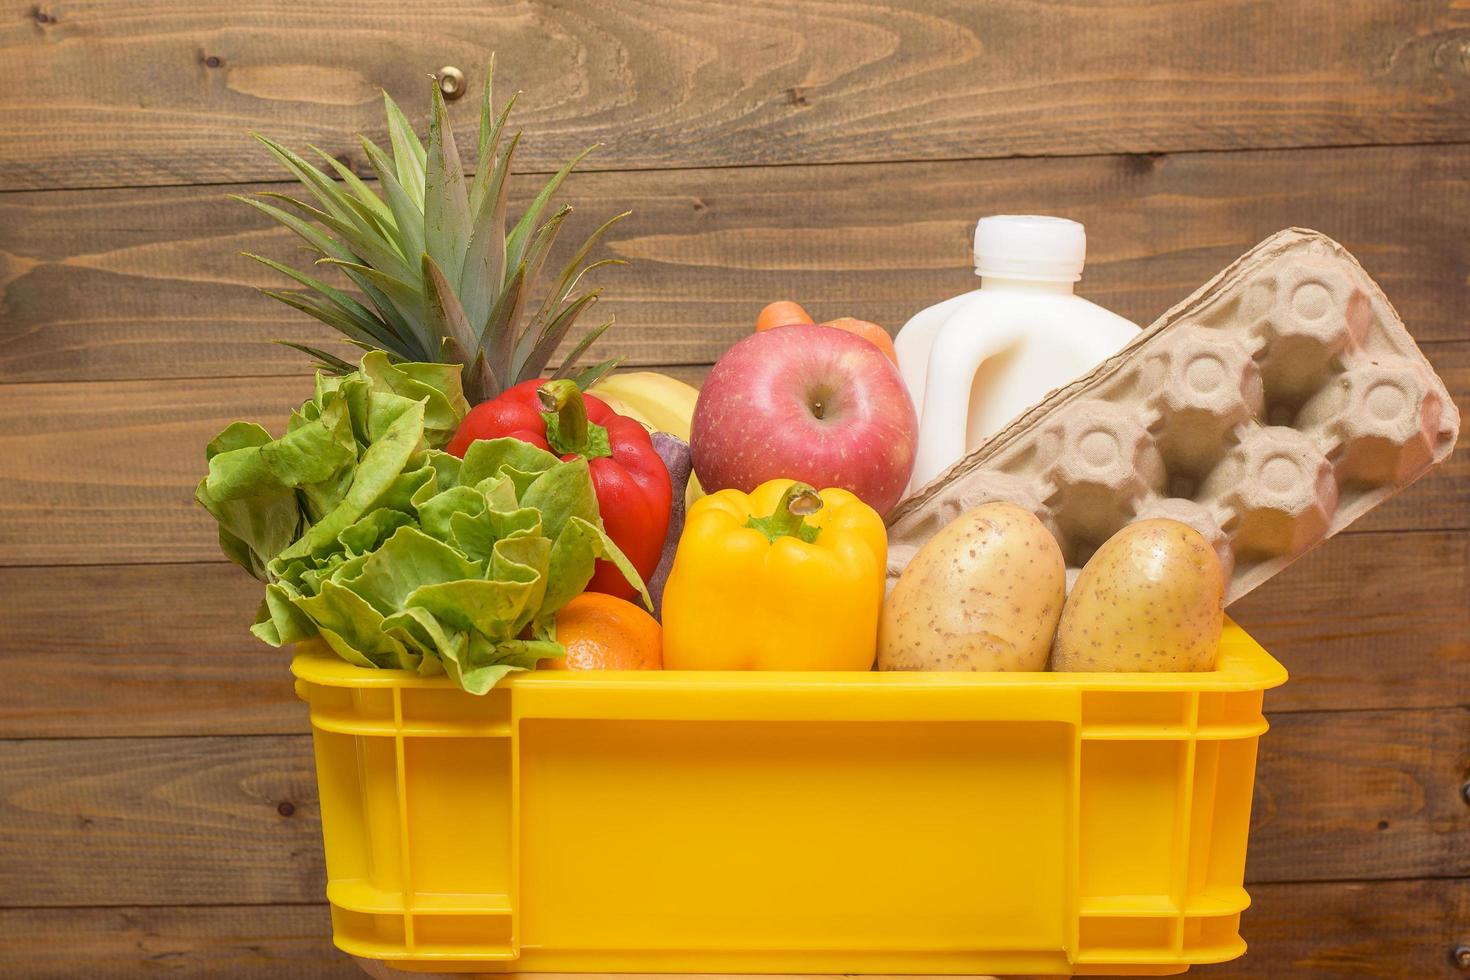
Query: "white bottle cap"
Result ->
[[973, 214, 1086, 282]]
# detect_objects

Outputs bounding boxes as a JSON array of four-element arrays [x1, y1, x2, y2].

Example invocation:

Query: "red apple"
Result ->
[[692, 323, 918, 517]]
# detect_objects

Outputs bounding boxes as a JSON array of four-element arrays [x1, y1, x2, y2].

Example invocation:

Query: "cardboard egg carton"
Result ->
[[886, 229, 1460, 604]]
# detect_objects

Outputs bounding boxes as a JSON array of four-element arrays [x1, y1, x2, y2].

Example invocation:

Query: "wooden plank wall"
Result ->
[[1, 2, 1466, 977]]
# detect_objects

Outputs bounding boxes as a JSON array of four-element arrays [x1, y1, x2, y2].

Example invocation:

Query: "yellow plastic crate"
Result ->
[[292, 616, 1286, 976]]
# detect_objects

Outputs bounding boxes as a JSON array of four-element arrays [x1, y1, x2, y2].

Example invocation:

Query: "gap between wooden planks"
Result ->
[[2, 1, 1469, 192], [3, 143, 1469, 384]]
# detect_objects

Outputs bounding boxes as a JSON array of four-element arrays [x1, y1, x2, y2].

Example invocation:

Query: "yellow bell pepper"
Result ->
[[662, 479, 887, 670]]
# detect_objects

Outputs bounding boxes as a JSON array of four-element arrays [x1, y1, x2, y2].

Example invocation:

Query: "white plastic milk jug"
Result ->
[[896, 215, 1142, 491]]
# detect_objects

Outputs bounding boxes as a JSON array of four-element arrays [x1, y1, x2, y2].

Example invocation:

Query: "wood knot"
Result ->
[[277, 801, 296, 817], [203, 54, 222, 69], [30, 6, 55, 24], [1121, 152, 1164, 177], [785, 87, 809, 107]]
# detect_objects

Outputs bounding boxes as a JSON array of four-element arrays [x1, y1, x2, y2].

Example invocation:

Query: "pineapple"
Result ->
[[235, 62, 627, 403]]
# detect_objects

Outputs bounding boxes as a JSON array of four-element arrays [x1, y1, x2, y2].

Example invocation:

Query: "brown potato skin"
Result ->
[[878, 502, 1066, 671], [1051, 519, 1224, 672]]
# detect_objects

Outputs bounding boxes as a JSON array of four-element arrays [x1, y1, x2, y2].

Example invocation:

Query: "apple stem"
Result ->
[[807, 384, 835, 420], [745, 482, 823, 543]]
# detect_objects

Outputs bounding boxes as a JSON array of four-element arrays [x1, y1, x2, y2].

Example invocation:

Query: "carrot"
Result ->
[[755, 300, 814, 332], [820, 317, 899, 364]]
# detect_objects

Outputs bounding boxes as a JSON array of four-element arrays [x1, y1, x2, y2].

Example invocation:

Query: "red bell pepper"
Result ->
[[446, 379, 672, 601]]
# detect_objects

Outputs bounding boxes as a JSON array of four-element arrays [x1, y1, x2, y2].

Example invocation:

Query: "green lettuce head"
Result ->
[[197, 352, 646, 693]]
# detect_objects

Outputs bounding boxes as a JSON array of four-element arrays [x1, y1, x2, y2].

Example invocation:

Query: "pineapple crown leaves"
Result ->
[[236, 61, 628, 403]]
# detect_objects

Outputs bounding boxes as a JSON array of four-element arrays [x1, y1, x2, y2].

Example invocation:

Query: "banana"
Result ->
[[589, 371, 700, 442], [589, 371, 706, 505], [591, 391, 657, 432]]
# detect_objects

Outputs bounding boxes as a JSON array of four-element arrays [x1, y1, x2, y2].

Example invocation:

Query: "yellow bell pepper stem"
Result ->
[[661, 479, 887, 671], [744, 481, 823, 542]]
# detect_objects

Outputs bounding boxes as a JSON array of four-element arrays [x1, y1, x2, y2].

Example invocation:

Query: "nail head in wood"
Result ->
[[437, 66, 466, 101]]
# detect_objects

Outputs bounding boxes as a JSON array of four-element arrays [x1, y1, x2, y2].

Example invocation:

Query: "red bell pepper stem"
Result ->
[[537, 380, 610, 459]]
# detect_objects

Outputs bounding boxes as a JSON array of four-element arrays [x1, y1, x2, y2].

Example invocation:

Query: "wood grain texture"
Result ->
[[1229, 531, 1470, 714], [1, 349, 1461, 569], [4, 143, 1470, 384], [1196, 877, 1469, 979], [4, 1, 1470, 192], [0, 563, 299, 737], [2, 878, 1465, 979], [1, 710, 1464, 908], [0, 903, 350, 979], [0, 735, 323, 907], [0, 530, 1463, 739], [1248, 708, 1470, 884]]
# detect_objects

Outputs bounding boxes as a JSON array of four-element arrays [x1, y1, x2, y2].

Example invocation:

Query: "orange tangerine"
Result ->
[[541, 592, 663, 670]]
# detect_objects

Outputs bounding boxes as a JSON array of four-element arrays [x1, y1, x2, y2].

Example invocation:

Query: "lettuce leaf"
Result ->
[[197, 354, 647, 693]]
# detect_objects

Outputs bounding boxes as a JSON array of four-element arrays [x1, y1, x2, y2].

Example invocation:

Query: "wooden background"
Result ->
[[1, 1, 1467, 977]]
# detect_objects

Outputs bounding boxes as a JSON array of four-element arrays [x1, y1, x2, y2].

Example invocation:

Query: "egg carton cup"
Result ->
[[886, 229, 1460, 605]]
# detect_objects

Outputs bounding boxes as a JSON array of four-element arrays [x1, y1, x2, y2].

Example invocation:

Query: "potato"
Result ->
[[878, 502, 1065, 671], [1052, 519, 1224, 672]]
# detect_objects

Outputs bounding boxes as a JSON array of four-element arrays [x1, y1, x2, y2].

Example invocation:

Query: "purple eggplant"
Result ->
[[649, 432, 692, 621]]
